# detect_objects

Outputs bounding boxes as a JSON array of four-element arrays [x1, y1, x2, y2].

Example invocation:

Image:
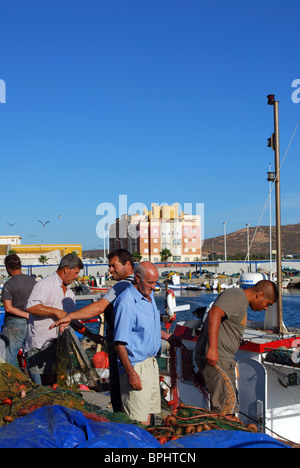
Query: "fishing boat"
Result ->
[[239, 272, 290, 289], [159, 95, 300, 445], [239, 272, 268, 289], [166, 273, 188, 290], [163, 304, 300, 445], [72, 276, 109, 294]]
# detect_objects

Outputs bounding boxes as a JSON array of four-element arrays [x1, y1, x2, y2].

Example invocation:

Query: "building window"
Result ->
[[144, 248, 148, 253]]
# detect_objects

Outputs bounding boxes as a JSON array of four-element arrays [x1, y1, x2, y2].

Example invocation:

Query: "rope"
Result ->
[[169, 342, 210, 410], [238, 410, 297, 446], [243, 118, 300, 264], [214, 363, 237, 415], [148, 404, 257, 443]]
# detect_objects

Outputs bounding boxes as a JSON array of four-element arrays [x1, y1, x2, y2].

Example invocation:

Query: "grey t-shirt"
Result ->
[[195, 288, 249, 361], [103, 275, 134, 343], [1, 274, 36, 320]]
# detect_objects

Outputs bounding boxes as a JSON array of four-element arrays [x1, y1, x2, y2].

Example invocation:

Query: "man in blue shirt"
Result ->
[[114, 261, 180, 425]]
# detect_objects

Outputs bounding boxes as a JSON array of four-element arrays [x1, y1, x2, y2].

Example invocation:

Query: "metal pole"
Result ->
[[223, 222, 227, 261], [246, 223, 250, 272], [268, 163, 272, 279], [273, 101, 283, 335]]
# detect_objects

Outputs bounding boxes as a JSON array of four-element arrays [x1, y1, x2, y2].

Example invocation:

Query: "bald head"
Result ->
[[134, 262, 159, 299], [135, 261, 158, 279]]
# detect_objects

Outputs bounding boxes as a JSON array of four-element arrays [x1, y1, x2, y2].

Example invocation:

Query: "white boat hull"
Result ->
[[239, 273, 268, 289]]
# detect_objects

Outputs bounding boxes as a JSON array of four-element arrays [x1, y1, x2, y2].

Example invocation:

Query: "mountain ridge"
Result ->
[[202, 223, 300, 258]]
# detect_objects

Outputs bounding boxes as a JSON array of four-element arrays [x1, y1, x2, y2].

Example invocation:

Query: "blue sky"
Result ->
[[0, 0, 299, 250]]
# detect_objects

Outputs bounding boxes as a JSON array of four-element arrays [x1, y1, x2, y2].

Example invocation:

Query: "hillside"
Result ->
[[202, 223, 300, 258]]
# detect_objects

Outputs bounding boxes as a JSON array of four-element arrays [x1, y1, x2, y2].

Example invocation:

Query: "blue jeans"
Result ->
[[1, 317, 28, 367]]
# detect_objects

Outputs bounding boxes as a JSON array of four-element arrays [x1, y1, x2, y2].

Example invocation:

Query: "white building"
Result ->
[[0, 235, 21, 245]]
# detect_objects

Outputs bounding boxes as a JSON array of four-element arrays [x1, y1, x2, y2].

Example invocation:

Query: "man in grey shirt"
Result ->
[[51, 249, 134, 412], [195, 280, 278, 415], [1, 254, 36, 367]]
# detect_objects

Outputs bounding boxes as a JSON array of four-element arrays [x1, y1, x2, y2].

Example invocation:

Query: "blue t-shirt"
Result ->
[[102, 275, 134, 342], [113, 283, 161, 371]]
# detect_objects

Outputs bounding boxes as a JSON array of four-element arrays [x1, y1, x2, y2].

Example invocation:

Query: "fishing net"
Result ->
[[54, 327, 102, 391], [0, 362, 112, 426], [0, 361, 150, 429], [264, 346, 300, 368], [0, 326, 148, 430], [147, 404, 258, 442]]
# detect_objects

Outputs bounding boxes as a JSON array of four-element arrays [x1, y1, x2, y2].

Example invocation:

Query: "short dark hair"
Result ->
[[5, 254, 21, 272], [253, 280, 279, 302], [107, 249, 134, 269], [58, 253, 83, 271]]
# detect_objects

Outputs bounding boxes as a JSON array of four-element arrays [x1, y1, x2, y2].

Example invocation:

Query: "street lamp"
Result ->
[[246, 223, 250, 268], [223, 222, 227, 262], [103, 223, 109, 262]]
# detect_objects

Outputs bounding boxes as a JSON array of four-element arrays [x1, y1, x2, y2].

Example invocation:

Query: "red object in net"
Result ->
[[83, 412, 110, 422], [92, 351, 109, 369], [170, 344, 179, 412]]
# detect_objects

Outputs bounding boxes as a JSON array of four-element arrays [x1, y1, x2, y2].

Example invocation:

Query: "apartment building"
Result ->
[[109, 203, 201, 262]]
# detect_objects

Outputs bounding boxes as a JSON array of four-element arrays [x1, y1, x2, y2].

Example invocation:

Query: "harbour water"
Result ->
[[155, 288, 300, 330], [76, 288, 300, 332]]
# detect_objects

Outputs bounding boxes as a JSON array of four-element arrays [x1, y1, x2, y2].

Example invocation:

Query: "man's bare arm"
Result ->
[[206, 305, 226, 367], [49, 298, 110, 329], [27, 304, 67, 321], [115, 342, 142, 391], [3, 300, 29, 319]]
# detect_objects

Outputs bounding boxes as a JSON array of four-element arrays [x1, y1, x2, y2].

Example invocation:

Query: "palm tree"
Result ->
[[160, 248, 172, 262], [132, 251, 142, 262], [38, 255, 49, 264]]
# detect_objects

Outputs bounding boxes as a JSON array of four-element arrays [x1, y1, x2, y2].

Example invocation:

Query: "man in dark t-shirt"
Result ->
[[195, 280, 278, 415], [1, 254, 36, 367]]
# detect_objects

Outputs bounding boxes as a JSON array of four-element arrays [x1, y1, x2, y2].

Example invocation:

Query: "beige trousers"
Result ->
[[119, 356, 161, 422]]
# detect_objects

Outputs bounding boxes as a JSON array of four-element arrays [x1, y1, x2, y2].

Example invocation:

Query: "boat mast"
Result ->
[[267, 94, 283, 335]]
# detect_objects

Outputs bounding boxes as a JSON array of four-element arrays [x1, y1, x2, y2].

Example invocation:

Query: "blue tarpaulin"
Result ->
[[163, 430, 289, 449], [0, 405, 289, 448]]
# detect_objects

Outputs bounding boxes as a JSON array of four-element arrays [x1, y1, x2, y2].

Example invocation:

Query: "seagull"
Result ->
[[38, 220, 50, 228], [7, 222, 16, 226]]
